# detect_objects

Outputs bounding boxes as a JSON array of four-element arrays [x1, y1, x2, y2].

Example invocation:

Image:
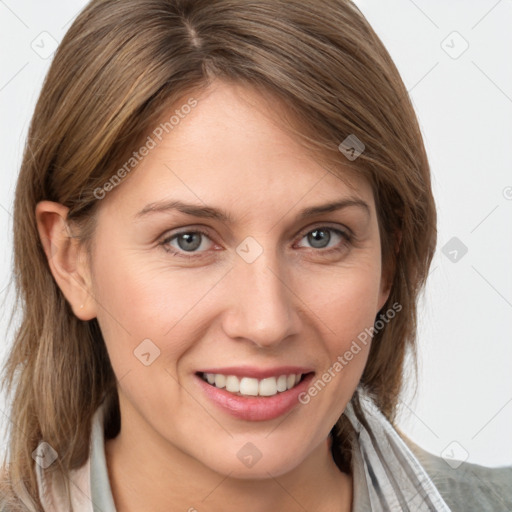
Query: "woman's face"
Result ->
[[86, 80, 390, 477]]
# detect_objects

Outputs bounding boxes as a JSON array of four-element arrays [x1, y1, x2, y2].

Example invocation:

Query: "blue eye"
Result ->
[[160, 229, 214, 257], [296, 227, 350, 251]]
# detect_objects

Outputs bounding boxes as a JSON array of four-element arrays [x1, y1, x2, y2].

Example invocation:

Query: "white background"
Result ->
[[0, 1, 511, 467]]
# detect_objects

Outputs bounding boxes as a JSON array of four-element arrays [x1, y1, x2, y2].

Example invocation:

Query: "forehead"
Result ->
[[98, 80, 375, 220]]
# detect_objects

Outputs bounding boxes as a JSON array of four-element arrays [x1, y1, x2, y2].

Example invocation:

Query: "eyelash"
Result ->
[[159, 225, 352, 259]]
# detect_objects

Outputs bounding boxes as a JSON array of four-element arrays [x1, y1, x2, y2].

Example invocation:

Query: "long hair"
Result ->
[[1, 0, 436, 509]]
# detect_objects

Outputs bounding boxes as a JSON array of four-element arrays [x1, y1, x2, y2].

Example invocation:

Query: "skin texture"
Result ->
[[36, 80, 391, 512]]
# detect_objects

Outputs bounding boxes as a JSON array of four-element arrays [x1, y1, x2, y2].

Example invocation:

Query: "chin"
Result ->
[[193, 437, 313, 480], [211, 455, 304, 480]]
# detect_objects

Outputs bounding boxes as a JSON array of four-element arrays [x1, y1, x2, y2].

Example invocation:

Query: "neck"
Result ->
[[104, 411, 352, 512]]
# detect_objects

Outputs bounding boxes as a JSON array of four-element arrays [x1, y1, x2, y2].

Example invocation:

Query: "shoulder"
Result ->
[[402, 435, 512, 511]]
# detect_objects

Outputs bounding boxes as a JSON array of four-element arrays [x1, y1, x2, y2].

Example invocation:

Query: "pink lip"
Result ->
[[195, 365, 314, 379], [194, 371, 315, 422]]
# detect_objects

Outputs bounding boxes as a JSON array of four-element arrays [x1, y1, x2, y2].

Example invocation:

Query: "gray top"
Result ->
[[402, 436, 512, 511]]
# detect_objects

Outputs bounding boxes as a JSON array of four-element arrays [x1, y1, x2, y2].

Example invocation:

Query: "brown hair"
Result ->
[[0, 0, 436, 509]]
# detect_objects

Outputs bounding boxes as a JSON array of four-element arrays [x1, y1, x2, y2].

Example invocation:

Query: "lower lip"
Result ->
[[195, 373, 315, 422]]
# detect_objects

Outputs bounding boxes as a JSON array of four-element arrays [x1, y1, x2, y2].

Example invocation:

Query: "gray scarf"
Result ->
[[344, 386, 451, 511]]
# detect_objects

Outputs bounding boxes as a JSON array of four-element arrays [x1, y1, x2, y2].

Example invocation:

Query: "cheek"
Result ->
[[90, 245, 221, 366], [301, 260, 382, 340], [295, 268, 380, 433]]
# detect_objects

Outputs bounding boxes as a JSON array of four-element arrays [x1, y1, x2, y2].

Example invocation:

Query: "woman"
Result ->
[[1, 0, 510, 511]]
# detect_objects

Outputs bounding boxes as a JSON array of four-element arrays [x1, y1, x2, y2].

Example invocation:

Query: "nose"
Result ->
[[221, 250, 302, 349]]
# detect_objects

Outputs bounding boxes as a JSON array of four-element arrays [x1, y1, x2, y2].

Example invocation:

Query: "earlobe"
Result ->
[[35, 200, 96, 320]]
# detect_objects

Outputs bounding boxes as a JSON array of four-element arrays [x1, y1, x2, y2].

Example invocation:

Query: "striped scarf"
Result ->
[[345, 386, 451, 511]]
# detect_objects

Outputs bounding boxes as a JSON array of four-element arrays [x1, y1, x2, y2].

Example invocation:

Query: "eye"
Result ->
[[295, 226, 351, 252], [160, 229, 214, 257], [159, 225, 351, 259]]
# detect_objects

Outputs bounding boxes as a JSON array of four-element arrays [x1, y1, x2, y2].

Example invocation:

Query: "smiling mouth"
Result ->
[[198, 372, 311, 398]]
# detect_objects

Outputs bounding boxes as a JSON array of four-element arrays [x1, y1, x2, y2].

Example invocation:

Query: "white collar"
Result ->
[[35, 402, 115, 512]]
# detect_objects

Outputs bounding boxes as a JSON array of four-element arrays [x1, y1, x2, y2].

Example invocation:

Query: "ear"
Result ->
[[377, 273, 392, 313], [35, 200, 97, 320], [377, 228, 402, 312]]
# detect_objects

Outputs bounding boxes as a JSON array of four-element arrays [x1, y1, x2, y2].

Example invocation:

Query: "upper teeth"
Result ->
[[203, 373, 303, 397]]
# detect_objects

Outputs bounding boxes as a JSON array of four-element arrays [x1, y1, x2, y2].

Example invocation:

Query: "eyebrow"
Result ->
[[134, 197, 370, 223]]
